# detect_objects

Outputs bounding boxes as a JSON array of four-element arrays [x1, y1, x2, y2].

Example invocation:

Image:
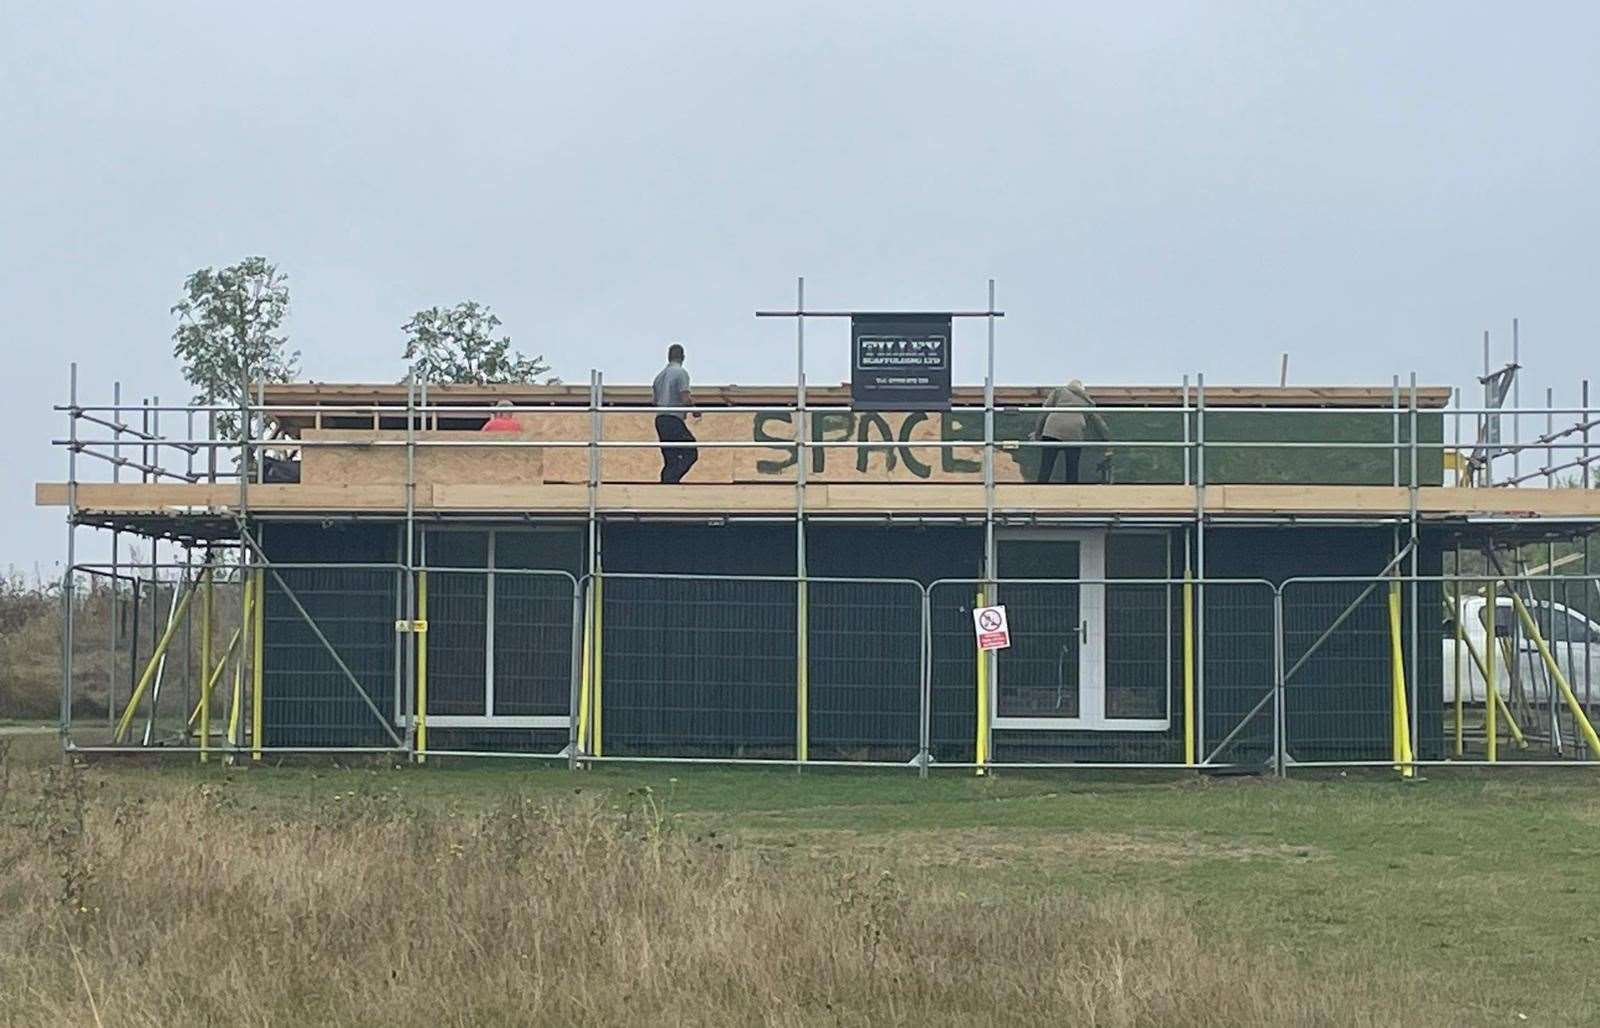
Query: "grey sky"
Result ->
[[4, 1, 1597, 572]]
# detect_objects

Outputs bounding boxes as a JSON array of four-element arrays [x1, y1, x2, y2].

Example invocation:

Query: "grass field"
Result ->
[[3, 731, 1599, 1026]]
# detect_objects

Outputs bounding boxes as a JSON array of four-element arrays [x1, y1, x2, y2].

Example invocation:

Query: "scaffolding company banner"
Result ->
[[850, 313, 952, 410]]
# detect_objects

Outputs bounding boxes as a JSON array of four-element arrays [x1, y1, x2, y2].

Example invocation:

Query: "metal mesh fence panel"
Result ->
[[492, 570, 577, 718], [1104, 581, 1173, 720], [427, 570, 488, 716], [1277, 577, 1444, 765], [805, 579, 924, 762], [69, 564, 249, 751], [929, 578, 1271, 766], [1199, 582, 1278, 768], [1433, 573, 1600, 763], [598, 574, 797, 757], [1278, 579, 1394, 763], [927, 581, 981, 763], [261, 565, 399, 748], [425, 532, 489, 717]]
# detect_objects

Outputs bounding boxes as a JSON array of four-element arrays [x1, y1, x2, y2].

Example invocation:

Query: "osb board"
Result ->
[[35, 482, 417, 511], [301, 430, 544, 486], [516, 411, 1025, 484], [517, 412, 737, 484]]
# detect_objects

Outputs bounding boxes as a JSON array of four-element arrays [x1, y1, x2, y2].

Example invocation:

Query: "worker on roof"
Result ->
[[481, 399, 521, 433], [1033, 379, 1112, 483], [653, 342, 701, 483]]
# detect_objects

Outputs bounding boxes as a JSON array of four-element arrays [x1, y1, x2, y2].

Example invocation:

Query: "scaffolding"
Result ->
[[42, 290, 1600, 773]]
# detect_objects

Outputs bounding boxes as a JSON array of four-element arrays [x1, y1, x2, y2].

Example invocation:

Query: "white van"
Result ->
[[1442, 596, 1600, 704]]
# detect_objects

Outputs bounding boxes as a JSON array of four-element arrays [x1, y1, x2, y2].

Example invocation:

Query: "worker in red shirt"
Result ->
[[481, 399, 521, 432]]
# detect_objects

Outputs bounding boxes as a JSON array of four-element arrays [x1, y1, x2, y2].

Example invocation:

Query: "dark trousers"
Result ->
[[1036, 438, 1081, 484], [656, 415, 699, 484]]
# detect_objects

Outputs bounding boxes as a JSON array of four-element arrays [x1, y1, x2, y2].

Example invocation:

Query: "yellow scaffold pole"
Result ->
[[416, 570, 428, 764], [1484, 578, 1498, 762], [576, 584, 593, 755], [200, 564, 214, 763], [251, 568, 264, 762], [226, 572, 254, 762], [1510, 591, 1600, 756], [974, 590, 989, 775], [226, 658, 243, 754], [113, 576, 199, 744], [1441, 602, 1527, 749], [189, 625, 244, 723], [1183, 567, 1195, 766], [592, 574, 604, 758], [1387, 581, 1415, 778]]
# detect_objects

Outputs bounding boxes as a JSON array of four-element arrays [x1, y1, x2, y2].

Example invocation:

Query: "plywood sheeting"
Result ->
[[491, 410, 1023, 484], [517, 412, 739, 484], [36, 482, 418, 511], [300, 429, 544, 487]]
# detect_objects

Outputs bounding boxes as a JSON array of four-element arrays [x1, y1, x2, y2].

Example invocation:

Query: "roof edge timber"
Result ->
[[263, 382, 1453, 410]]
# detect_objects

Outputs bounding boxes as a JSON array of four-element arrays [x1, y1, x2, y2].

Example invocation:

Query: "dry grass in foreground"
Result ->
[[0, 758, 1417, 1027]]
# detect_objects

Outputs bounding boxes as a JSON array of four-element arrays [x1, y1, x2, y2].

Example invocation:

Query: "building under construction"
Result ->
[[38, 301, 1600, 773]]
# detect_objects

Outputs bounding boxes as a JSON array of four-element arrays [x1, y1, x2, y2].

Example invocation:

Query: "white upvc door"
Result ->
[[991, 528, 1112, 730]]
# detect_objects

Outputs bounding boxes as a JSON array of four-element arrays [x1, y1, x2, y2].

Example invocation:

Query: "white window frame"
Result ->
[[405, 527, 571, 730], [992, 527, 1172, 732]]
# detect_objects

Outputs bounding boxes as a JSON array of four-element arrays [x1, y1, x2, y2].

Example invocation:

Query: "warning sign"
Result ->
[[972, 604, 1011, 651]]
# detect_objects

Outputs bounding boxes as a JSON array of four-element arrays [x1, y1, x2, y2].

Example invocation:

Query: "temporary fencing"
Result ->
[[60, 563, 1600, 774]]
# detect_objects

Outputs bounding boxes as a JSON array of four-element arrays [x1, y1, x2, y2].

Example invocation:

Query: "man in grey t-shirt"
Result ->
[[652, 343, 700, 483]]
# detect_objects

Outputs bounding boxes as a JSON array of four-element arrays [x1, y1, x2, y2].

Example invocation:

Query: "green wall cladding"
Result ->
[[936, 408, 1447, 485], [257, 519, 1446, 765]]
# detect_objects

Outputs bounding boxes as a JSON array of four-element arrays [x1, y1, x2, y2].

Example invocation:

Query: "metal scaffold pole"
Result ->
[[1482, 331, 1492, 485], [107, 379, 121, 731], [1391, 375, 1400, 488], [1195, 372, 1206, 758], [589, 369, 604, 758], [1272, 588, 1286, 777], [982, 279, 998, 769], [403, 370, 418, 760], [1408, 373, 1420, 768], [795, 276, 808, 768], [235, 362, 251, 761], [1586, 379, 1594, 730], [1512, 318, 1520, 482], [60, 362, 78, 751]]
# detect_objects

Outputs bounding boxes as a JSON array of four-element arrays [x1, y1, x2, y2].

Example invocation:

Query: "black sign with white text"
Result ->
[[850, 313, 953, 410]]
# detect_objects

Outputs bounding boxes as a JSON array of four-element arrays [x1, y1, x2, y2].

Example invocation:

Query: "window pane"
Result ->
[[1105, 533, 1169, 719], [424, 532, 488, 715]]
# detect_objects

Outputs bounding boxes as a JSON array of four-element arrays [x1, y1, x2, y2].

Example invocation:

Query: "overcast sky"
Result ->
[[3, 1, 1597, 573]]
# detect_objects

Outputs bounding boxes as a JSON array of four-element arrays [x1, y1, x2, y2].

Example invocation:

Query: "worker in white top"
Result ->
[[1032, 380, 1112, 483], [652, 342, 701, 483]]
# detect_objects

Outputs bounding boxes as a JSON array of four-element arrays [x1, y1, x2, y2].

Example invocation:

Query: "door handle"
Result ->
[[1080, 619, 1088, 644]]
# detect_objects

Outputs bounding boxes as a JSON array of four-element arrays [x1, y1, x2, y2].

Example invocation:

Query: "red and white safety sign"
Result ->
[[972, 604, 1011, 650]]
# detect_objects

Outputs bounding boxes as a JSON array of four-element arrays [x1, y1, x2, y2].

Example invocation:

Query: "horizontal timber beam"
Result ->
[[37, 481, 1600, 520]]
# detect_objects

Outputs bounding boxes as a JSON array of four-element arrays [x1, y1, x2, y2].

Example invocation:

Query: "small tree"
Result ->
[[172, 257, 298, 443], [401, 301, 549, 384]]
